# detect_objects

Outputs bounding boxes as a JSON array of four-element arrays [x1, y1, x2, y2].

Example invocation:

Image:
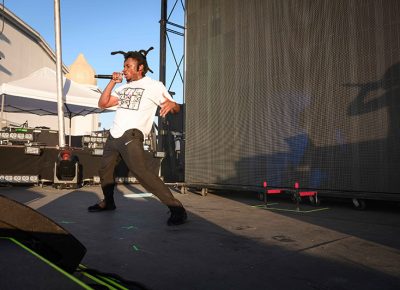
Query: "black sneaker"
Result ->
[[88, 200, 116, 212], [167, 206, 187, 226]]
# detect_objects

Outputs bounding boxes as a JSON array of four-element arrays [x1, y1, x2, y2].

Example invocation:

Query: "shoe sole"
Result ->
[[167, 214, 188, 226], [88, 207, 116, 212]]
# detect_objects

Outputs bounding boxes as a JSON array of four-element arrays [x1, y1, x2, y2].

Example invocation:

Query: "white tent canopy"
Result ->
[[0, 67, 111, 118]]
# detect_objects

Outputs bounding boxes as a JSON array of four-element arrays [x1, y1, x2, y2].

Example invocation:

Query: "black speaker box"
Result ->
[[0, 194, 86, 273]]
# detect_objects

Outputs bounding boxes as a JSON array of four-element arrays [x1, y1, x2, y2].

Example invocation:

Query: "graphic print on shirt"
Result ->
[[118, 87, 145, 110]]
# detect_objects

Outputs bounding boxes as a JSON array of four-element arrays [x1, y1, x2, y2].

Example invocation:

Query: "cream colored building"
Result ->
[[0, 4, 100, 135]]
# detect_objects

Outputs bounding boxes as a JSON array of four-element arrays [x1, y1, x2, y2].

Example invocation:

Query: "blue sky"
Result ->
[[4, 0, 185, 129]]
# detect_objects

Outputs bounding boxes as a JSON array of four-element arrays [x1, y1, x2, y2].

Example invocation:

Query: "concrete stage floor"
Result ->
[[1, 184, 400, 290]]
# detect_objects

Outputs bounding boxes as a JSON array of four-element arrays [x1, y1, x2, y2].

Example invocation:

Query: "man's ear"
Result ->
[[138, 64, 144, 72]]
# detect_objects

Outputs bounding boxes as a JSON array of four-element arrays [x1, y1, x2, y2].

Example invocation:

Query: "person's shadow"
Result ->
[[347, 62, 400, 141]]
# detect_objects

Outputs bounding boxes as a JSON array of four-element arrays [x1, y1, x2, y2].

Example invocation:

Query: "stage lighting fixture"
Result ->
[[53, 149, 81, 189], [115, 177, 125, 183], [0, 130, 36, 145], [91, 148, 103, 156], [0, 175, 39, 184], [25, 133, 34, 141], [24, 145, 41, 155], [126, 177, 137, 183], [114, 176, 138, 184], [82, 132, 108, 149], [56, 150, 78, 180], [154, 151, 166, 158], [82, 136, 91, 143]]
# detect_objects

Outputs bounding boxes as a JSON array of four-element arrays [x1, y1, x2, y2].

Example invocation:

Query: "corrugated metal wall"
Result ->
[[185, 0, 400, 193]]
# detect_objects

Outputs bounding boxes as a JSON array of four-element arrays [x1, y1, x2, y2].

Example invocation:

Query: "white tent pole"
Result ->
[[54, 0, 66, 148], [69, 114, 72, 147], [0, 94, 5, 129]]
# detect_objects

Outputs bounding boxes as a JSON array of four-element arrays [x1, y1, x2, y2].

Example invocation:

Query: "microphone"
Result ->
[[94, 74, 113, 79]]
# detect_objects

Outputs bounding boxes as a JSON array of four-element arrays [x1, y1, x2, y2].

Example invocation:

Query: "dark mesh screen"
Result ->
[[185, 0, 400, 193]]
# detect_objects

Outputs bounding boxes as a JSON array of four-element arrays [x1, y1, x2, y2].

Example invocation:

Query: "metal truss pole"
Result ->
[[158, 0, 168, 152]]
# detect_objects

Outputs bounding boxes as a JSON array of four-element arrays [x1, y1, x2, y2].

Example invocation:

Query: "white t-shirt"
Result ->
[[110, 76, 175, 138]]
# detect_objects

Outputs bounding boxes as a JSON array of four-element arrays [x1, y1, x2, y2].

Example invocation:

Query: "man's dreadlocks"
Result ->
[[111, 47, 154, 75]]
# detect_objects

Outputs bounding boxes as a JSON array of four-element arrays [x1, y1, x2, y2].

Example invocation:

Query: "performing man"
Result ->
[[88, 48, 187, 226]]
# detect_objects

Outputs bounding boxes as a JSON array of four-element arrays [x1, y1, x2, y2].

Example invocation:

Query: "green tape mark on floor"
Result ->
[[122, 225, 137, 230], [263, 207, 330, 213], [252, 203, 279, 208]]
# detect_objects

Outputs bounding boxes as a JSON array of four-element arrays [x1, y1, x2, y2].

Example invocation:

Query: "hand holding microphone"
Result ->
[[112, 72, 123, 83]]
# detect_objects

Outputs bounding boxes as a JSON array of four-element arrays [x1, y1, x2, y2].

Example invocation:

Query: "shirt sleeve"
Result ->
[[156, 81, 176, 105]]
